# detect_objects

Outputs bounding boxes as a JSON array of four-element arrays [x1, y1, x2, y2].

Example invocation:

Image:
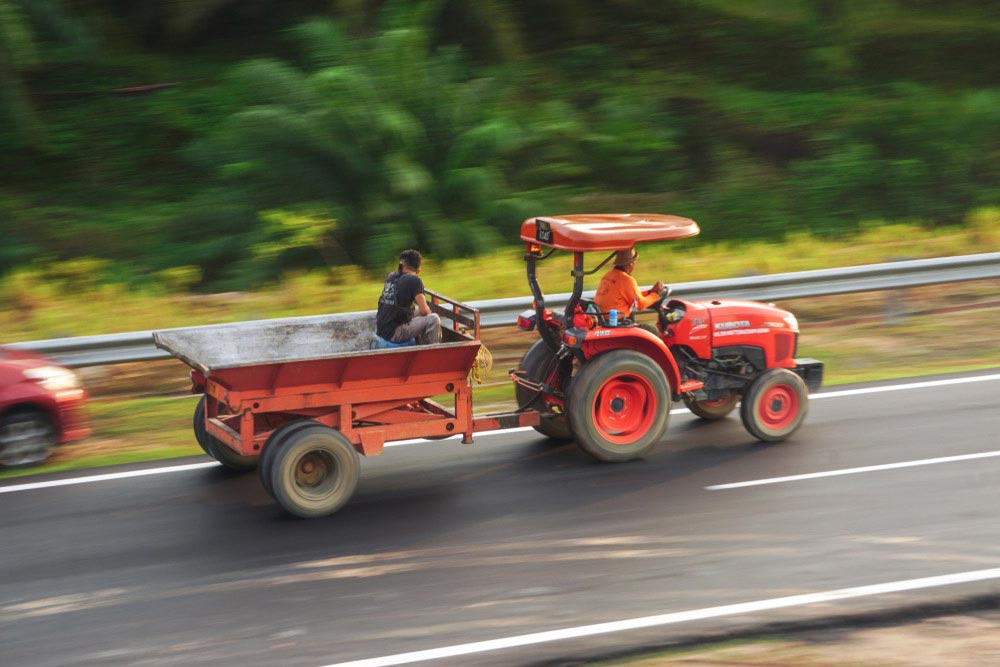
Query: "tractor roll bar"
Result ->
[[525, 245, 618, 352]]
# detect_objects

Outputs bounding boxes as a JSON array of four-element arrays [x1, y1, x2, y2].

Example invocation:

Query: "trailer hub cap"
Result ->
[[295, 451, 336, 492], [593, 373, 657, 445]]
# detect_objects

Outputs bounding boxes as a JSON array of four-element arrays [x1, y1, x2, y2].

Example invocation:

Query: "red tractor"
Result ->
[[511, 213, 823, 462]]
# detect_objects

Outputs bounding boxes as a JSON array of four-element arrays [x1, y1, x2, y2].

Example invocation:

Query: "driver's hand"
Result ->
[[652, 280, 664, 294]]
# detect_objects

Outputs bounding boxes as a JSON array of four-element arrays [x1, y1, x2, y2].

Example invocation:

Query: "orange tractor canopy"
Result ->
[[520, 213, 700, 252]]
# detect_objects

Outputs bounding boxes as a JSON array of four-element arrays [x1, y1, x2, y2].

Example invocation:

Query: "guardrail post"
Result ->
[[883, 257, 913, 324], [885, 291, 909, 324]]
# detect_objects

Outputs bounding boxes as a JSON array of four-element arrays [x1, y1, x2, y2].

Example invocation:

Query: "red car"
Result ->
[[0, 347, 90, 467]]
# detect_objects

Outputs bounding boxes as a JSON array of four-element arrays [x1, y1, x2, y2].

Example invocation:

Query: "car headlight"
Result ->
[[23, 366, 82, 392]]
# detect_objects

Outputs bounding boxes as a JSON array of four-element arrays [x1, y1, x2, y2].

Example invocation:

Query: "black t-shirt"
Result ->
[[376, 271, 424, 339]]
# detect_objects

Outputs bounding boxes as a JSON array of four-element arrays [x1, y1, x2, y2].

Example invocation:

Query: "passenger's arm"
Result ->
[[414, 292, 432, 316]]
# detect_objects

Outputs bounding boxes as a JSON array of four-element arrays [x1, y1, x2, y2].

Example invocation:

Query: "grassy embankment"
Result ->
[[2, 219, 999, 478]]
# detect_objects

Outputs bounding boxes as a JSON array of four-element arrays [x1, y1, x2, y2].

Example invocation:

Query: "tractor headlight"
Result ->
[[783, 314, 799, 331]]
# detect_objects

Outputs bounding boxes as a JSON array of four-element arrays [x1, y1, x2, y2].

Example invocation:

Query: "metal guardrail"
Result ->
[[8, 252, 1000, 368]]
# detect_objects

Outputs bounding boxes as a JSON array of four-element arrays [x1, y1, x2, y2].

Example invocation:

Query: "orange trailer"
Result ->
[[154, 291, 538, 518]]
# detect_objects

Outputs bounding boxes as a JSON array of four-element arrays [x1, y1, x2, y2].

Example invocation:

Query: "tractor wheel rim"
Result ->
[[758, 384, 798, 430], [593, 373, 656, 444]]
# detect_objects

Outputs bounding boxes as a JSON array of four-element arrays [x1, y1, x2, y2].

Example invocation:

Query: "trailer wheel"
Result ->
[[0, 409, 56, 467], [514, 339, 573, 440], [193, 396, 257, 472], [683, 391, 740, 420], [258, 420, 315, 495], [740, 368, 809, 442], [568, 350, 670, 462], [267, 426, 360, 518]]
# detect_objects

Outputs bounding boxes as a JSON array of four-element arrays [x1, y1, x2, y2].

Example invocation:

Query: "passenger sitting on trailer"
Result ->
[[593, 248, 663, 335], [375, 249, 442, 346]]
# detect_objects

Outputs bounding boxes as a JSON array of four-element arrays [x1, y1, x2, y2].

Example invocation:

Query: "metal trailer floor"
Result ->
[[152, 311, 473, 373]]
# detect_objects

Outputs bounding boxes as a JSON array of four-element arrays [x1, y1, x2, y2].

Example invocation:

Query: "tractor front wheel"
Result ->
[[568, 350, 670, 462], [740, 369, 809, 442]]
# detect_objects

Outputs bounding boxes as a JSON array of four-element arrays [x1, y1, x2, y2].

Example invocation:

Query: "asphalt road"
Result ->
[[2, 370, 999, 667]]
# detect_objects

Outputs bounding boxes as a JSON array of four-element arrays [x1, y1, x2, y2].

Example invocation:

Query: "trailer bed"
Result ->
[[153, 311, 481, 398]]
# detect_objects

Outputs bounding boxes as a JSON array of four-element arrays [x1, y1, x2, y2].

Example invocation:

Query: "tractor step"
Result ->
[[677, 379, 705, 393]]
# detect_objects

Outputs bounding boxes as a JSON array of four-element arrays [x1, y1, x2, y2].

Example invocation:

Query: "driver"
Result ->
[[593, 248, 663, 333]]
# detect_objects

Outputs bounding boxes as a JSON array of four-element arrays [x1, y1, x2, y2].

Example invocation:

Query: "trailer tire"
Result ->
[[258, 420, 316, 496], [683, 391, 740, 420], [193, 396, 258, 472], [740, 368, 808, 442], [267, 426, 360, 518], [568, 350, 670, 462], [515, 339, 573, 440]]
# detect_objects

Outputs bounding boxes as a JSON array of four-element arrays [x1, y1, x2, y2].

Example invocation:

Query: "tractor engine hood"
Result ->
[[664, 298, 800, 367]]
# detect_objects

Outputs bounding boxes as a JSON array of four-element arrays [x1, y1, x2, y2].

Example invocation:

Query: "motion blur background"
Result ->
[[2, 0, 1000, 342]]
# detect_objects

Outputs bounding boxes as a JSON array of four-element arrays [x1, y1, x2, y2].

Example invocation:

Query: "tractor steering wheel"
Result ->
[[655, 285, 680, 329], [655, 284, 673, 308]]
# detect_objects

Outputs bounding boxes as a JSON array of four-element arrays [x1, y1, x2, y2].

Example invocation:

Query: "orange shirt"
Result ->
[[593, 268, 659, 318]]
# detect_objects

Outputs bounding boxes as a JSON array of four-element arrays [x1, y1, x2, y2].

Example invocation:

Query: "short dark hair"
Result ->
[[399, 249, 422, 271]]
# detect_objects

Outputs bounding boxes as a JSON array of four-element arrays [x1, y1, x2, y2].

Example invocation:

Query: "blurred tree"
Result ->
[[188, 11, 535, 273], [102, 0, 330, 48], [0, 0, 44, 150], [3, 0, 1000, 289], [0, 0, 92, 151], [0, 0, 93, 154]]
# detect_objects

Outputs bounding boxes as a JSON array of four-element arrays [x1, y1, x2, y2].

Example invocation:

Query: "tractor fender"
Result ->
[[579, 327, 681, 391]]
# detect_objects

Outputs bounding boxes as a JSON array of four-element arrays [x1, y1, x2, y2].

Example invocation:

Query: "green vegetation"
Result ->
[[3, 1, 1000, 295]]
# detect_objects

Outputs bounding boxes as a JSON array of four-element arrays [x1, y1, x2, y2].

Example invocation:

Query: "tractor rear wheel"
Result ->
[[568, 350, 670, 462], [193, 395, 258, 472], [740, 368, 809, 442], [683, 391, 740, 420], [266, 426, 360, 518], [515, 339, 573, 440]]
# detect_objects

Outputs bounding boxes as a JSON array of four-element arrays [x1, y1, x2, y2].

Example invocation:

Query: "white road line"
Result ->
[[1, 372, 996, 495], [706, 450, 1000, 490], [809, 372, 1000, 399], [317, 567, 1000, 667], [0, 462, 220, 494]]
